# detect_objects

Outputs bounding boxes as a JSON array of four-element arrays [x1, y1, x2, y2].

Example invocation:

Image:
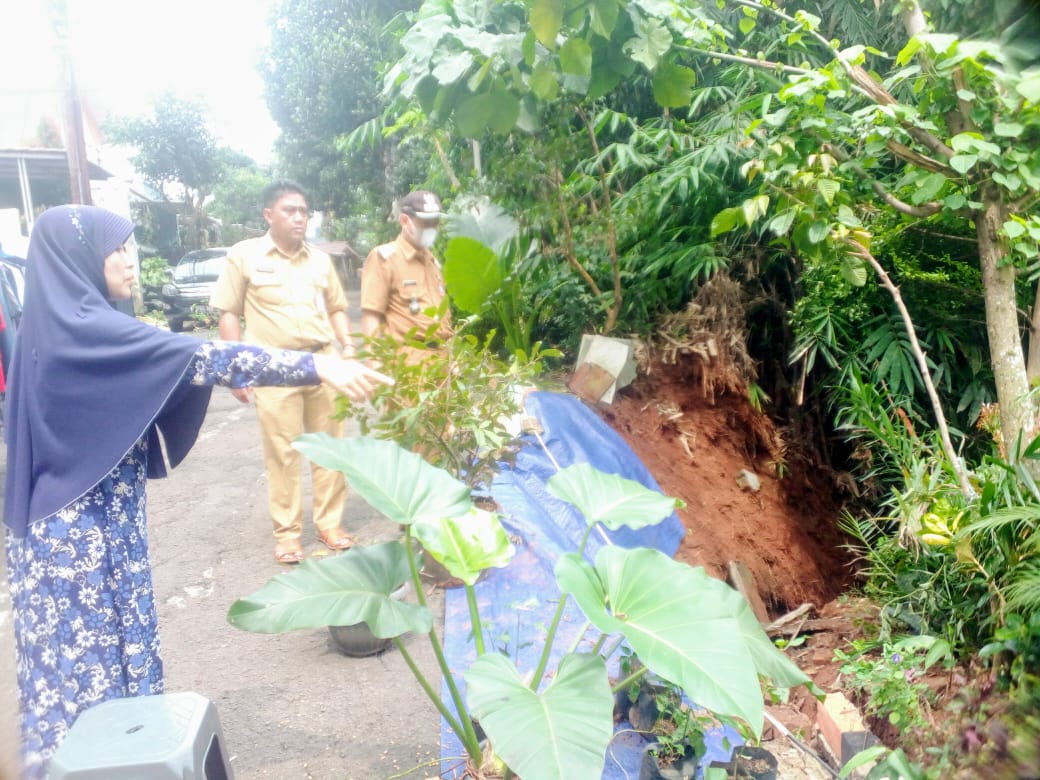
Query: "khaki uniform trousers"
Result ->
[[254, 372, 346, 543]]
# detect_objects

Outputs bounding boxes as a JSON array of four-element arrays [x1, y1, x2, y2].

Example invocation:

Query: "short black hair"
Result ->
[[262, 179, 309, 210]]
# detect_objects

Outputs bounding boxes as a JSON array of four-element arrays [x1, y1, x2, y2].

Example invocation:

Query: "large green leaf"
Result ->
[[432, 51, 475, 85], [622, 17, 672, 70], [557, 547, 768, 736], [412, 508, 516, 585], [589, 0, 620, 38], [839, 255, 868, 287], [560, 37, 593, 77], [710, 206, 742, 237], [546, 463, 681, 530], [444, 236, 502, 313], [530, 62, 560, 100], [590, 0, 619, 37], [466, 652, 614, 780], [487, 83, 521, 134], [447, 200, 520, 254], [455, 91, 496, 137], [293, 434, 471, 525], [530, 0, 563, 49], [227, 541, 432, 636], [651, 62, 696, 108]]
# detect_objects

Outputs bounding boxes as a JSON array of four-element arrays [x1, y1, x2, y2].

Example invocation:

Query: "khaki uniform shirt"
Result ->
[[210, 234, 347, 350], [360, 235, 452, 343]]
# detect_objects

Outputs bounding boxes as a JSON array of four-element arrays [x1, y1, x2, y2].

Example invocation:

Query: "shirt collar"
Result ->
[[394, 233, 429, 264], [262, 232, 311, 262]]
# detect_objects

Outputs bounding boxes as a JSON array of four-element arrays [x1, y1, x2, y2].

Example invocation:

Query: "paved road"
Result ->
[[0, 292, 444, 780]]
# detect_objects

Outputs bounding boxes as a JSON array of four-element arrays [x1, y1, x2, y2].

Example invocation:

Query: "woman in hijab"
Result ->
[[2, 205, 390, 777]]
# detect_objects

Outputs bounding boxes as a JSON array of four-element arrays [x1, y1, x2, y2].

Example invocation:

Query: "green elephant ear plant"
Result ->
[[227, 435, 816, 780]]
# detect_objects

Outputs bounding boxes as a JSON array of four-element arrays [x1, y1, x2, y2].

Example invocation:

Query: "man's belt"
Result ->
[[300, 342, 330, 352]]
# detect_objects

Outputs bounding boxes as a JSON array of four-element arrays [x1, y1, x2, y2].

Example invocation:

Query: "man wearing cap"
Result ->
[[360, 190, 452, 361], [210, 179, 358, 564]]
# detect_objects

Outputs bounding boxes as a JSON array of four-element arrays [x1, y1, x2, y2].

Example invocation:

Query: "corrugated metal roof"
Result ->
[[0, 147, 113, 181]]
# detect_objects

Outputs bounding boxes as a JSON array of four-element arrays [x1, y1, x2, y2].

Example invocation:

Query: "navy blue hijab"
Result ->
[[3, 205, 212, 538]]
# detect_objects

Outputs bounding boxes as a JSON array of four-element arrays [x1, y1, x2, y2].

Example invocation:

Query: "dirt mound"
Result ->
[[597, 353, 852, 612]]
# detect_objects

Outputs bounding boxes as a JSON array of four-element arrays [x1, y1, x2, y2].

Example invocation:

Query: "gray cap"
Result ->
[[398, 190, 443, 220]]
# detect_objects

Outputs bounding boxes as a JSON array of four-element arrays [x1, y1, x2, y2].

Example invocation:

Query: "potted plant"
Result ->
[[637, 690, 711, 780], [228, 435, 816, 780], [614, 654, 718, 780], [335, 318, 554, 494], [335, 320, 555, 588], [327, 577, 416, 657], [706, 744, 779, 779]]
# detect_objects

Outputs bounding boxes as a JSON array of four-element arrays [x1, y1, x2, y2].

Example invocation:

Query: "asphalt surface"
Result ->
[[0, 291, 444, 780]]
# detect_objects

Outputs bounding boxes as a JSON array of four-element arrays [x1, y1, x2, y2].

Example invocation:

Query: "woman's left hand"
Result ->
[[313, 354, 394, 401]]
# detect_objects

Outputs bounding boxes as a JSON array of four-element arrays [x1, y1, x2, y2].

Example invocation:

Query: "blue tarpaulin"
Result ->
[[438, 391, 742, 778]]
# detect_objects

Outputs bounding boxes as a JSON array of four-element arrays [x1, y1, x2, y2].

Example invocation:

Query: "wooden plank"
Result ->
[[727, 560, 771, 625]]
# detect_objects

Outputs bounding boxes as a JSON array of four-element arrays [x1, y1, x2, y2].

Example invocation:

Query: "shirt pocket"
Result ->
[[398, 279, 427, 307], [250, 272, 288, 306], [312, 273, 329, 312]]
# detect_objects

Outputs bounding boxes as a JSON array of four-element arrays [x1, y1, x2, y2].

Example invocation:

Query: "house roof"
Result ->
[[313, 240, 360, 260], [0, 147, 114, 182]]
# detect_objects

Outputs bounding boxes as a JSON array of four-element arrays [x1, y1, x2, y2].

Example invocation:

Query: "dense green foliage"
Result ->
[[254, 0, 1040, 772], [230, 436, 812, 778], [206, 166, 271, 245], [106, 93, 265, 250], [264, 0, 421, 244]]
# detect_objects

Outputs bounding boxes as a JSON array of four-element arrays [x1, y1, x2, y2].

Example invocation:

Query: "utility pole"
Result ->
[[52, 0, 92, 205], [63, 67, 93, 205]]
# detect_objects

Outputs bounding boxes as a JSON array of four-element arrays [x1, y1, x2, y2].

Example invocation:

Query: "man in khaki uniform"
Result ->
[[210, 179, 357, 564], [360, 190, 452, 358]]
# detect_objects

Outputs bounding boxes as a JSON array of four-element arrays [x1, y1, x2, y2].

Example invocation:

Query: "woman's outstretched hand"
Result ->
[[313, 354, 394, 401]]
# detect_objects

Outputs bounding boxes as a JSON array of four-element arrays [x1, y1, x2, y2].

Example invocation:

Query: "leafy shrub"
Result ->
[[835, 635, 950, 731], [337, 320, 554, 491]]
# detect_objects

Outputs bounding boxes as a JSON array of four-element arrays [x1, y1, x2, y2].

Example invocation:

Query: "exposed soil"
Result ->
[[594, 352, 1040, 779], [597, 355, 853, 612], [593, 352, 857, 774]]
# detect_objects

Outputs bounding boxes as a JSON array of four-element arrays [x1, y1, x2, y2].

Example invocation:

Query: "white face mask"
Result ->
[[418, 228, 438, 249]]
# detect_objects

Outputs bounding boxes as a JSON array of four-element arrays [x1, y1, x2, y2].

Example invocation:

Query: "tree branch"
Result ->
[[885, 140, 949, 174], [433, 136, 461, 190], [847, 238, 974, 499], [678, 45, 810, 77], [821, 143, 945, 218], [722, 0, 954, 162], [578, 105, 623, 334], [553, 168, 602, 299]]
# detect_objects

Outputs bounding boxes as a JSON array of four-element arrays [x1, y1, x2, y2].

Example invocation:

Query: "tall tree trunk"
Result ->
[[1027, 284, 1040, 383], [977, 183, 1037, 457]]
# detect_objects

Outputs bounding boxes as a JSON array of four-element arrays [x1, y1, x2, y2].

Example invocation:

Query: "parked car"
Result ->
[[161, 248, 229, 331]]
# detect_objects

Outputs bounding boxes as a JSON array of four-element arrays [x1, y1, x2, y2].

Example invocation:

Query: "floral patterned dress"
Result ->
[[5, 341, 316, 778]]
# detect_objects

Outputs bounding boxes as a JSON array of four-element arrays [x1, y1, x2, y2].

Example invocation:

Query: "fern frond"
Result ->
[[1006, 559, 1040, 612]]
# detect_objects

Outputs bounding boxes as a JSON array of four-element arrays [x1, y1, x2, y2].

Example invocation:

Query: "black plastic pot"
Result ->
[[707, 744, 778, 780], [639, 741, 699, 780], [327, 580, 414, 657]]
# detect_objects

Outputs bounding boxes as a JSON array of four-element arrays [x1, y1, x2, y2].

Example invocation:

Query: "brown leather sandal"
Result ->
[[317, 529, 355, 551], [275, 544, 304, 565]]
